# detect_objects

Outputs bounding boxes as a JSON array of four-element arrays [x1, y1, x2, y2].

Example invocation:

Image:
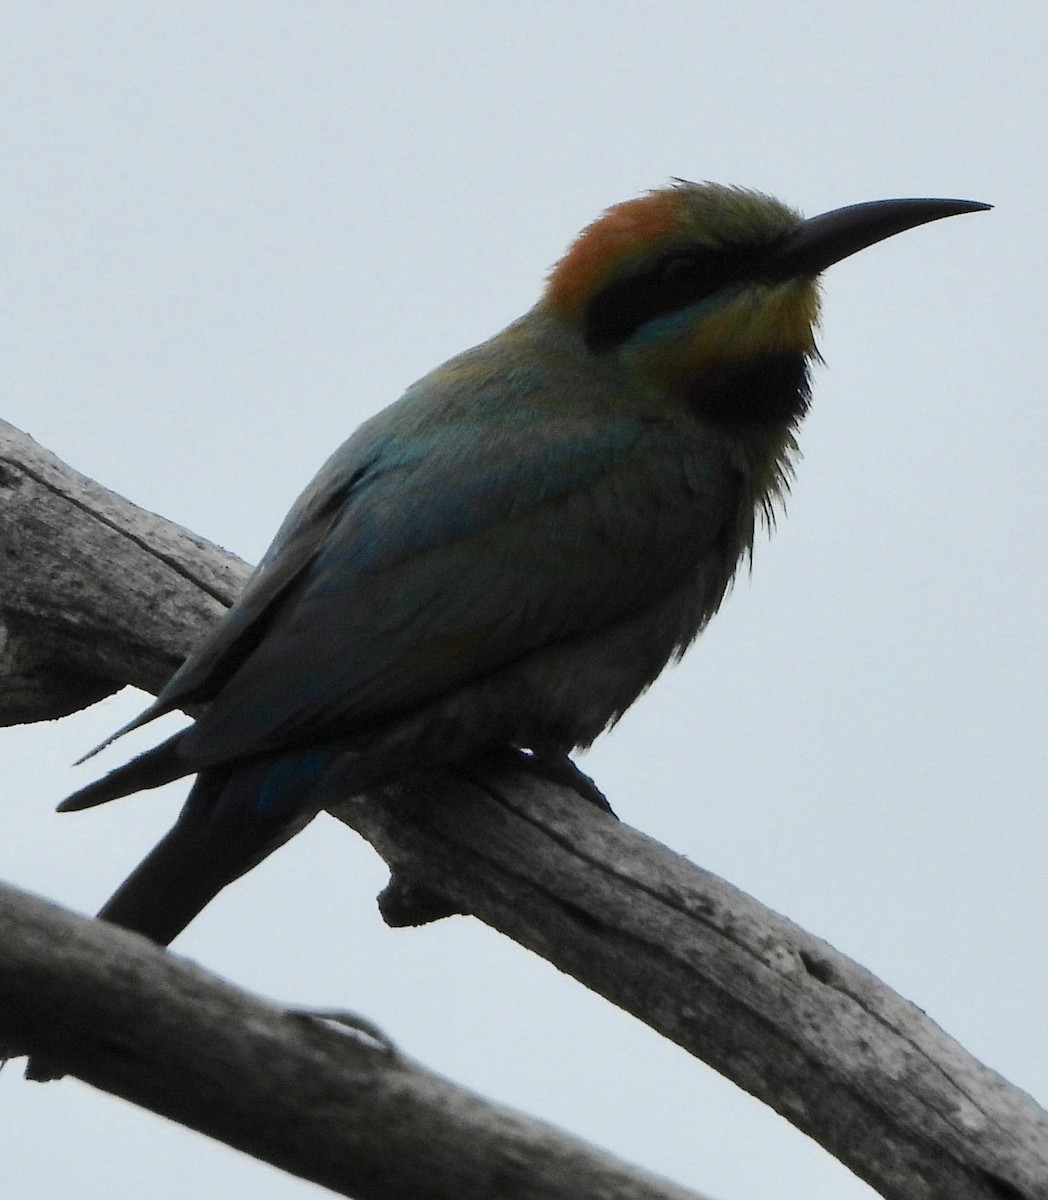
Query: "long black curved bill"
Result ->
[[766, 197, 991, 280]]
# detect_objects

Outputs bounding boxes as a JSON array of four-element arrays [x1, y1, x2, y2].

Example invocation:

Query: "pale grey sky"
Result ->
[[2, 4, 1045, 1199]]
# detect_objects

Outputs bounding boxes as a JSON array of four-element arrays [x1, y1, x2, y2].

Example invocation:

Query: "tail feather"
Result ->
[[24, 781, 314, 1079], [72, 694, 176, 765], [61, 744, 340, 946], [59, 731, 192, 812], [98, 804, 313, 946]]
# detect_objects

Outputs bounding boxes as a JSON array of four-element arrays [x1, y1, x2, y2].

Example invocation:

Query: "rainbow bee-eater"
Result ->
[[59, 183, 989, 946]]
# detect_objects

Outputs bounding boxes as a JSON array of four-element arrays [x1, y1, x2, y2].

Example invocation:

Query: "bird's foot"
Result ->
[[519, 750, 615, 815]]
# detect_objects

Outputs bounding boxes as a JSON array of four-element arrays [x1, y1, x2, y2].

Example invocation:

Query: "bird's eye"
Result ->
[[659, 252, 706, 286]]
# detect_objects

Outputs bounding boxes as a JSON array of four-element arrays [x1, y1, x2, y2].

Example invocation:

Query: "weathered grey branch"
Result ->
[[2, 417, 1047, 1200], [337, 768, 1048, 1200], [0, 418, 247, 722], [0, 881, 704, 1200]]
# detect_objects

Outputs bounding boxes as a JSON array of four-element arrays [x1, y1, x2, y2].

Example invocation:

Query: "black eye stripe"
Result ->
[[583, 240, 784, 354]]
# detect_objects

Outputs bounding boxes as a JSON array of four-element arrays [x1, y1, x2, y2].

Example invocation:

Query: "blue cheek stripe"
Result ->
[[626, 294, 726, 350]]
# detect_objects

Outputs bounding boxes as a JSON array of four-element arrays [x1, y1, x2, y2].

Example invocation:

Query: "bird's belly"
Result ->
[[507, 569, 726, 749], [325, 563, 731, 796]]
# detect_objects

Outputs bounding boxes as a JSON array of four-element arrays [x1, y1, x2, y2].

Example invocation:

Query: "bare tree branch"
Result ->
[[335, 768, 1048, 1200], [2, 417, 1047, 1200], [0, 881, 706, 1200], [0, 418, 246, 722]]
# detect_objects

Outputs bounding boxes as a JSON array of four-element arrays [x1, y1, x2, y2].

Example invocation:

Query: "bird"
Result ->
[[58, 181, 989, 948]]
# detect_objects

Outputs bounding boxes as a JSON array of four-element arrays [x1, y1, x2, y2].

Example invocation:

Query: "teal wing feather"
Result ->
[[177, 398, 737, 766]]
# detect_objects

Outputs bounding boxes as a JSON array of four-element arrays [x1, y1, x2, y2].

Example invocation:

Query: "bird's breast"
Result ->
[[683, 350, 812, 428]]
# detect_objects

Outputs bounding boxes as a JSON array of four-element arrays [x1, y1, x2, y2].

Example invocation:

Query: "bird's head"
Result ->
[[544, 181, 989, 433]]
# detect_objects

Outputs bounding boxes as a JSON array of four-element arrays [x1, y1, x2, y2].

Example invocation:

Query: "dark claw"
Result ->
[[524, 751, 615, 815]]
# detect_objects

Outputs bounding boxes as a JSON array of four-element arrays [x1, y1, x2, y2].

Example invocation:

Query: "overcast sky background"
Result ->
[[1, 5, 1045, 1199]]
